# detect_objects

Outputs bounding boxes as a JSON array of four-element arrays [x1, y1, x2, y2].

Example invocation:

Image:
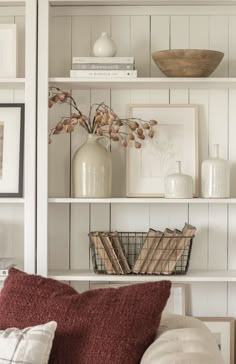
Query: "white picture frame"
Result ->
[[126, 104, 198, 197], [197, 317, 234, 364], [0, 24, 17, 78], [0, 104, 24, 197]]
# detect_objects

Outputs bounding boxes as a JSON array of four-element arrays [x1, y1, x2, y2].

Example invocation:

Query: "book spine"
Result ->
[[70, 70, 137, 78], [72, 63, 134, 70], [110, 232, 131, 274], [140, 232, 163, 274], [147, 229, 174, 274], [132, 230, 157, 273], [100, 233, 124, 274], [72, 56, 134, 64]]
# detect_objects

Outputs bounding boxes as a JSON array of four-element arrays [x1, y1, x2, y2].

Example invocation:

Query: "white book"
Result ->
[[72, 56, 134, 64], [70, 69, 137, 78]]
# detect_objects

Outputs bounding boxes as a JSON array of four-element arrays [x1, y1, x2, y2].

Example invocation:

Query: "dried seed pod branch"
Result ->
[[49, 87, 158, 148]]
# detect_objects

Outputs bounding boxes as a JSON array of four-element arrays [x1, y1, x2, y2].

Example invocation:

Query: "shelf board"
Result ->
[[49, 0, 236, 6], [48, 197, 236, 204], [49, 269, 236, 282], [0, 78, 25, 89], [49, 77, 236, 90], [0, 198, 24, 204]]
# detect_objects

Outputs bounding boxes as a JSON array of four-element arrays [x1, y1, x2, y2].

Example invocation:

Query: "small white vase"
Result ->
[[93, 32, 117, 57], [72, 134, 112, 198], [201, 144, 230, 198], [164, 161, 193, 199]]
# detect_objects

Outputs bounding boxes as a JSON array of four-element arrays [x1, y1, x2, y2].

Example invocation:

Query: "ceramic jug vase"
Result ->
[[72, 134, 112, 198]]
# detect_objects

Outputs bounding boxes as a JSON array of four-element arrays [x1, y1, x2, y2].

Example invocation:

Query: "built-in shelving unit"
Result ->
[[49, 77, 236, 90]]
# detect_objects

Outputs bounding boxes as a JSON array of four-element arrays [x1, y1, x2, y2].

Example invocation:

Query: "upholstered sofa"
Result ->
[[141, 313, 225, 364]]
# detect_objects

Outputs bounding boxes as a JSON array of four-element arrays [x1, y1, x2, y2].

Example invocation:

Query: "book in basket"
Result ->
[[89, 232, 115, 274], [132, 229, 158, 273]]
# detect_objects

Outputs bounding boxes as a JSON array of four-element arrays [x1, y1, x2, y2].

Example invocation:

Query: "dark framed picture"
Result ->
[[0, 104, 24, 197]]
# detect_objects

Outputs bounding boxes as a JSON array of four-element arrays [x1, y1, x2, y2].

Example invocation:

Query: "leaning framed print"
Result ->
[[197, 317, 234, 364], [126, 104, 198, 197], [0, 104, 24, 197]]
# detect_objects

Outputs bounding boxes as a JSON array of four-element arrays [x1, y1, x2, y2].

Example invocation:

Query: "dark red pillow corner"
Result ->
[[0, 268, 171, 364]]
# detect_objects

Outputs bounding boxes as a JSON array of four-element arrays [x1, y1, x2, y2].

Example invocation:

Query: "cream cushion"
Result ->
[[141, 314, 225, 364], [0, 321, 57, 364]]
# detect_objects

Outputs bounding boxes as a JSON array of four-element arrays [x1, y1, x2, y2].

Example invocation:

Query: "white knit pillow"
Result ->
[[0, 321, 57, 364]]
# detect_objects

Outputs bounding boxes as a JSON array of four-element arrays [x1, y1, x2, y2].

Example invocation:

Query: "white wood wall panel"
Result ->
[[229, 89, 236, 197], [130, 16, 150, 77], [111, 16, 130, 57], [50, 16, 71, 77], [229, 16, 236, 77], [228, 205, 236, 269], [170, 16, 189, 48], [111, 204, 149, 231], [188, 283, 227, 316], [209, 204, 228, 270], [48, 205, 70, 269], [209, 16, 229, 77], [15, 16, 25, 77], [72, 17, 91, 58], [189, 16, 209, 49], [189, 204, 208, 270], [150, 16, 169, 77]]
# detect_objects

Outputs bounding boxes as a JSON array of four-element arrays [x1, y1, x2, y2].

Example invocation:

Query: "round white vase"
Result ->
[[201, 144, 230, 198], [164, 161, 193, 198], [72, 134, 112, 198], [93, 32, 117, 57]]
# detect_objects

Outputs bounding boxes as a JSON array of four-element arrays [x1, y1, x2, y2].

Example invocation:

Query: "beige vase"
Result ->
[[72, 134, 112, 198]]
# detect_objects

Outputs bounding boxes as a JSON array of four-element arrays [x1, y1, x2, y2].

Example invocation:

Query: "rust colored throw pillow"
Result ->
[[0, 268, 171, 364]]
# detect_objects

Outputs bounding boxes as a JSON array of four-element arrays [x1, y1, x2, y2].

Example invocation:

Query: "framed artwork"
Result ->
[[126, 104, 198, 197], [0, 104, 24, 197], [197, 317, 234, 364], [0, 24, 17, 78]]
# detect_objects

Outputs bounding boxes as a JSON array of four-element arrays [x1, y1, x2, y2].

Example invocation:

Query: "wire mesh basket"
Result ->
[[89, 231, 194, 275]]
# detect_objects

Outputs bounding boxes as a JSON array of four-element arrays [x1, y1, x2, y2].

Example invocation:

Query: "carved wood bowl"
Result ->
[[151, 49, 224, 77]]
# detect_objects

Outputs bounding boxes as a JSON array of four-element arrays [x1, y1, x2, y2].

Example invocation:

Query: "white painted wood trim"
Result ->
[[37, 0, 50, 276], [49, 77, 236, 90], [49, 269, 236, 282], [24, 0, 37, 273], [48, 198, 236, 203], [0, 198, 24, 203]]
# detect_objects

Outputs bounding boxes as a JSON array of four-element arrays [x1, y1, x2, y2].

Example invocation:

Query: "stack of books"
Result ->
[[89, 232, 131, 275], [133, 223, 196, 275], [70, 56, 137, 78]]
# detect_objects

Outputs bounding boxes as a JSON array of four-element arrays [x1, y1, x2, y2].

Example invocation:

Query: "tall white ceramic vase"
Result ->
[[72, 134, 112, 198], [201, 144, 230, 198]]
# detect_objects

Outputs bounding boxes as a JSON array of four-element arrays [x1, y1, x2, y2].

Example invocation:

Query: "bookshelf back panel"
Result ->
[[48, 5, 236, 316]]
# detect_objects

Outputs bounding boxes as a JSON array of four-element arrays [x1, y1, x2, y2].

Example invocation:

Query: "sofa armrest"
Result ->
[[141, 314, 225, 364]]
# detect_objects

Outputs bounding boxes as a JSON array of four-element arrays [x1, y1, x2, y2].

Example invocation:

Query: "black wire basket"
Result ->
[[89, 231, 194, 276]]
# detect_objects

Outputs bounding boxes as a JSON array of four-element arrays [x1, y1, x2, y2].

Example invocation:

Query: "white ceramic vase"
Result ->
[[201, 144, 230, 198], [72, 134, 112, 198], [164, 161, 193, 198], [93, 32, 117, 57]]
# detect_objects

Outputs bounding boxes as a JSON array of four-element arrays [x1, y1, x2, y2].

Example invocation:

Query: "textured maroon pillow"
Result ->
[[0, 268, 171, 364]]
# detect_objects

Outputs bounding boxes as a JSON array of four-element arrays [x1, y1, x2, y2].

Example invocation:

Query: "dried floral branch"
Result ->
[[48, 87, 158, 148]]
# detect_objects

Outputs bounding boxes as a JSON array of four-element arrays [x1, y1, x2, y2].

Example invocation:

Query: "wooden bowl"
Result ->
[[151, 49, 224, 77]]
